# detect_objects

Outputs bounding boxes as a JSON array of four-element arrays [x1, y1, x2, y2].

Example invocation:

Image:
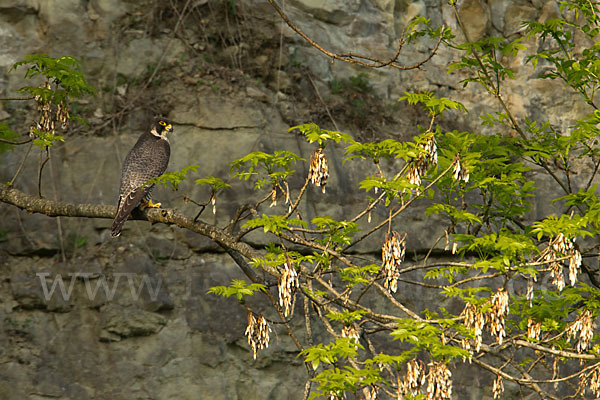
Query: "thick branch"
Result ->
[[0, 186, 265, 266]]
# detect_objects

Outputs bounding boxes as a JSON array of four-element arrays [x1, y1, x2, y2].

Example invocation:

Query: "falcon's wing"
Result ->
[[111, 187, 149, 237]]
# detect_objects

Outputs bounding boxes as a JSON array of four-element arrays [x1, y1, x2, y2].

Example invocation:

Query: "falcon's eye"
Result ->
[[159, 121, 167, 126]]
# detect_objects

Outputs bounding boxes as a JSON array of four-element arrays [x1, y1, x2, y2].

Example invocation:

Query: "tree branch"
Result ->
[[0, 137, 33, 145], [0, 186, 267, 267], [267, 0, 444, 70], [513, 339, 600, 361]]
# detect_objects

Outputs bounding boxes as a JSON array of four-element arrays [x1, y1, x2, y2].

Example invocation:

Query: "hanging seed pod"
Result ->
[[452, 153, 469, 183], [363, 386, 377, 400], [527, 318, 541, 340], [381, 231, 406, 293], [425, 361, 453, 400], [566, 309, 593, 353], [284, 182, 292, 213], [407, 136, 438, 189], [540, 233, 580, 291], [341, 324, 360, 349], [278, 260, 299, 317], [549, 260, 565, 292], [569, 249, 582, 287], [31, 80, 54, 137], [341, 324, 360, 340], [488, 288, 509, 345], [407, 164, 422, 186], [552, 233, 581, 286], [588, 366, 600, 398], [492, 375, 504, 400], [461, 302, 484, 353], [284, 181, 291, 205], [308, 148, 329, 193], [56, 101, 69, 129], [399, 359, 425, 397], [245, 312, 271, 359], [526, 279, 534, 307], [270, 186, 277, 207]]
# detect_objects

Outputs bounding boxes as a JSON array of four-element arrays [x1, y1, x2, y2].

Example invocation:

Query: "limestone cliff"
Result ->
[[0, 0, 583, 398]]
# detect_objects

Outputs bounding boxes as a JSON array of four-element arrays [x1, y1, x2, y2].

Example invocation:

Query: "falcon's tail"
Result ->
[[111, 190, 146, 237]]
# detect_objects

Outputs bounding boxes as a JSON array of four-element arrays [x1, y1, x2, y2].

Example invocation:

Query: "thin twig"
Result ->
[[267, 0, 444, 70], [451, 3, 576, 203], [220, 243, 305, 354], [307, 74, 338, 131], [9, 140, 34, 186], [470, 355, 558, 399], [48, 155, 66, 263], [373, 281, 424, 321], [345, 160, 455, 251], [584, 156, 600, 191], [92, 0, 194, 126], [0, 96, 34, 101], [450, 4, 525, 139], [0, 137, 33, 145], [513, 339, 600, 361], [37, 146, 50, 198]]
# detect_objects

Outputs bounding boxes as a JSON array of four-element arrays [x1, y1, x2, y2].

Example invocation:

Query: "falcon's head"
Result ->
[[150, 118, 173, 139]]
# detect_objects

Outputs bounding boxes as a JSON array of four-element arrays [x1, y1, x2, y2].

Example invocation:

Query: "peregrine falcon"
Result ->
[[111, 118, 173, 237]]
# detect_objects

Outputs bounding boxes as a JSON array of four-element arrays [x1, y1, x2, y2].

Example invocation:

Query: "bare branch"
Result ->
[[470, 357, 560, 400], [0, 96, 34, 101], [266, 0, 444, 70], [513, 339, 600, 361], [9, 141, 34, 186], [345, 160, 455, 251], [0, 137, 33, 145]]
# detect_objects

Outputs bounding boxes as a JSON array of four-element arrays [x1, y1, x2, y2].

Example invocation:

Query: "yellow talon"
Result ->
[[141, 199, 162, 210], [149, 199, 162, 208]]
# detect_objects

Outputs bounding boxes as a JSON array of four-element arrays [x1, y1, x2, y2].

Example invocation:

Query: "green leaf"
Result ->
[[531, 214, 592, 241], [326, 310, 366, 323], [229, 150, 303, 189], [289, 123, 352, 147], [391, 319, 470, 361], [400, 91, 466, 116], [12, 54, 96, 100], [0, 123, 21, 155], [195, 176, 231, 191], [344, 138, 409, 163], [312, 217, 361, 249], [300, 338, 364, 370], [31, 130, 64, 147], [243, 214, 307, 234], [207, 280, 266, 302], [146, 165, 200, 191], [339, 264, 380, 287]]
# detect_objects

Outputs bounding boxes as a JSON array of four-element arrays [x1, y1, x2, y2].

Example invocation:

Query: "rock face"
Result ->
[[1, 251, 306, 399], [458, 0, 491, 41], [0, 0, 588, 398]]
